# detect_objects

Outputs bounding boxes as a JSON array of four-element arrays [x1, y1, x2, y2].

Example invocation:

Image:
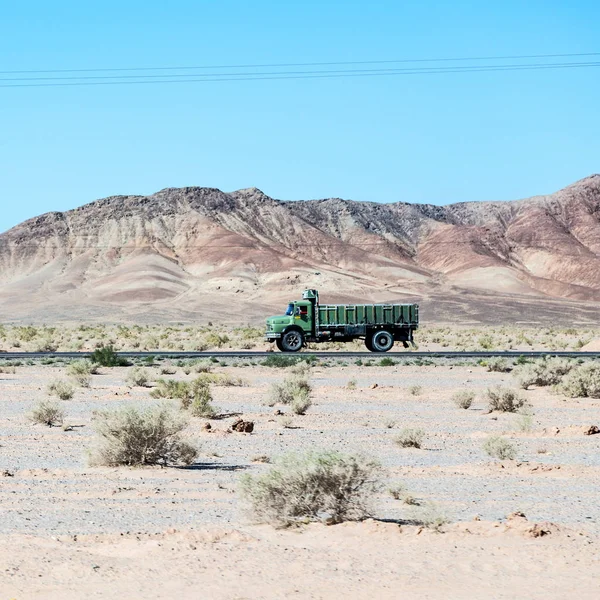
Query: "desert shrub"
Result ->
[[417, 502, 450, 530], [67, 359, 96, 387], [452, 390, 475, 409], [485, 358, 512, 373], [47, 379, 75, 401], [395, 428, 425, 448], [379, 357, 395, 367], [268, 375, 312, 412], [204, 332, 230, 348], [159, 366, 177, 375], [189, 380, 218, 418], [513, 357, 574, 389], [91, 345, 129, 367], [280, 416, 294, 428], [478, 334, 494, 349], [557, 362, 600, 398], [127, 367, 151, 387], [262, 355, 299, 368], [515, 410, 534, 432], [288, 361, 312, 376], [290, 393, 312, 415], [486, 387, 529, 413], [150, 379, 190, 402], [408, 385, 422, 396], [29, 400, 65, 427], [346, 379, 357, 390], [89, 404, 198, 467], [193, 359, 213, 373], [240, 451, 381, 526], [483, 436, 517, 460]]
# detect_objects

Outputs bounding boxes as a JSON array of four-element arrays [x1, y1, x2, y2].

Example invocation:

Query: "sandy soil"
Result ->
[[1, 361, 599, 598]]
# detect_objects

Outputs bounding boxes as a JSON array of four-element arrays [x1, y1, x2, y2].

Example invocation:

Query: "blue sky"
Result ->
[[1, 0, 598, 233]]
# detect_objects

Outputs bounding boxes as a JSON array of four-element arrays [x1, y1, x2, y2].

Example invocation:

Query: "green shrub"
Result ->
[[486, 387, 528, 413], [379, 357, 395, 367], [240, 451, 381, 526], [483, 436, 517, 460], [29, 400, 65, 427], [395, 428, 425, 448], [47, 379, 75, 401], [91, 345, 130, 367], [89, 405, 198, 466], [558, 362, 600, 398], [262, 355, 299, 368], [452, 390, 475, 409]]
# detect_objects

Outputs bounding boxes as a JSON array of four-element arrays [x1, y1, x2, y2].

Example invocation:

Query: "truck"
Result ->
[[265, 289, 419, 352]]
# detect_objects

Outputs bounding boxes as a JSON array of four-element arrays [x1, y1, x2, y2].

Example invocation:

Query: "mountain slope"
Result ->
[[0, 175, 599, 324]]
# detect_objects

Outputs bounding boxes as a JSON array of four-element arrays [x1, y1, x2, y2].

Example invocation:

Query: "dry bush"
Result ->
[[408, 385, 422, 396], [346, 379, 357, 390], [29, 400, 65, 427], [193, 359, 213, 373], [395, 428, 425, 448], [47, 379, 75, 401], [89, 404, 198, 466], [513, 357, 574, 389], [485, 358, 512, 373], [268, 375, 312, 414], [240, 451, 381, 526], [288, 361, 312, 376], [67, 359, 95, 387], [416, 502, 450, 530], [189, 380, 218, 418], [483, 436, 517, 460], [557, 362, 600, 398], [126, 366, 151, 387], [486, 387, 529, 413], [150, 379, 190, 401], [452, 390, 475, 409]]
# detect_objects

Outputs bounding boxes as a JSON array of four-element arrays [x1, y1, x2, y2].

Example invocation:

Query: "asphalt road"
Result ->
[[1, 350, 600, 359]]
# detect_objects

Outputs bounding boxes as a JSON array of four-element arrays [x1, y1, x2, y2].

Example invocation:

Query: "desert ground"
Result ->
[[1, 351, 600, 599]]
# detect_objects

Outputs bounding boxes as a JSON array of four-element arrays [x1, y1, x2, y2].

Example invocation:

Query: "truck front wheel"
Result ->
[[370, 330, 394, 352], [278, 330, 304, 352]]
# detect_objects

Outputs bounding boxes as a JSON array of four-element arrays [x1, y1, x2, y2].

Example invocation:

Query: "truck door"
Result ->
[[296, 303, 311, 332]]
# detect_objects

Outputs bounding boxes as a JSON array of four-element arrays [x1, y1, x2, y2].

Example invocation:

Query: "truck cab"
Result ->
[[266, 296, 314, 352]]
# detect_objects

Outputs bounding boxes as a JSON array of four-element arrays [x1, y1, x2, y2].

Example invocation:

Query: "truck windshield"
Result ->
[[285, 303, 294, 316]]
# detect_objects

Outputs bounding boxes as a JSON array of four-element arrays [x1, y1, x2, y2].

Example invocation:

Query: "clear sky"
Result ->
[[1, 0, 598, 233]]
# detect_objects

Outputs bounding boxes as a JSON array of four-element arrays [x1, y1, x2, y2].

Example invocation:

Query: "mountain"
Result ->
[[1, 176, 599, 324]]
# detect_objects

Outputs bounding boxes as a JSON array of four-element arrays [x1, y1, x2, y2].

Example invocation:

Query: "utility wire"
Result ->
[[1, 51, 599, 74], [1, 60, 599, 82], [1, 61, 599, 88]]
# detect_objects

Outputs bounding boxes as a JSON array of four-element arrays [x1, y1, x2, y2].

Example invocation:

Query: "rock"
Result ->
[[273, 409, 283, 416], [231, 419, 254, 433], [583, 425, 599, 436], [370, 383, 378, 389], [201, 422, 212, 431]]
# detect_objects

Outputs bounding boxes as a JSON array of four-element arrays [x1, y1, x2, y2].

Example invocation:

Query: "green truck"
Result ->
[[265, 289, 419, 352]]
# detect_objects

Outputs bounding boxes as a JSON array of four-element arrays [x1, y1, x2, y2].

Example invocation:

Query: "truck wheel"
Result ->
[[280, 330, 304, 352], [365, 336, 374, 351], [371, 330, 394, 352]]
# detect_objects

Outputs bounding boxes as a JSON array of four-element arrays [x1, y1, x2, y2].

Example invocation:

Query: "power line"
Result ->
[[1, 60, 599, 83], [1, 51, 599, 74], [1, 61, 598, 88]]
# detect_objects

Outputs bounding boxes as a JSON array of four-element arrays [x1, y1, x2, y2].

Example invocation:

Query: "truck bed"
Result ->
[[317, 303, 418, 327]]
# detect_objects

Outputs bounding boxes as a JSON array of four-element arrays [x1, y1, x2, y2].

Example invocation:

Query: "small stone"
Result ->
[[370, 383, 378, 389], [583, 425, 599, 436]]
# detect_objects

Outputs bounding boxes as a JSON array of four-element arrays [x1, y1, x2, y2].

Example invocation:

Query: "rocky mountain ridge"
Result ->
[[0, 175, 599, 323]]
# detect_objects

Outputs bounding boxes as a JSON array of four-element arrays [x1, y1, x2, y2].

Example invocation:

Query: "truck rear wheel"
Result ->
[[370, 330, 394, 353], [279, 330, 304, 352], [364, 336, 374, 351]]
